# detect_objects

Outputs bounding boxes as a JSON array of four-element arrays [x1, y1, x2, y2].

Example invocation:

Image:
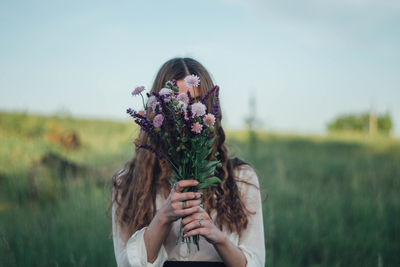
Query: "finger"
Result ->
[[182, 218, 205, 234], [183, 225, 210, 238], [178, 205, 200, 216], [173, 180, 199, 193], [173, 192, 202, 202], [181, 212, 204, 225], [180, 199, 202, 210]]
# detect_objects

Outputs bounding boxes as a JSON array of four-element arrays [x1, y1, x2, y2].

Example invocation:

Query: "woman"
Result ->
[[111, 57, 267, 267]]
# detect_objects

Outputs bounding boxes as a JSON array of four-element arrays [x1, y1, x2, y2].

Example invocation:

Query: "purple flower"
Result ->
[[132, 86, 145, 96], [153, 114, 164, 128], [191, 122, 203, 134], [184, 74, 200, 88], [191, 102, 206, 117]]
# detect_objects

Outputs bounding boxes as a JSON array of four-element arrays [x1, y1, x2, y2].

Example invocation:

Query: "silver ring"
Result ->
[[199, 203, 203, 208], [172, 181, 178, 190], [198, 219, 203, 226], [182, 200, 186, 209]]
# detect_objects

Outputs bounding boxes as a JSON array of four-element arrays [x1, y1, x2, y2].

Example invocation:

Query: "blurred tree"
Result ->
[[327, 111, 393, 135], [244, 93, 263, 154]]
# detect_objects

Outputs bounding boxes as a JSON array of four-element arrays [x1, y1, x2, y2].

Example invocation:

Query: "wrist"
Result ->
[[156, 207, 172, 226], [213, 231, 228, 247]]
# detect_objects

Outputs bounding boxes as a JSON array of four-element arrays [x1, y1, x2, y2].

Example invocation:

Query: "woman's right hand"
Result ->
[[160, 179, 203, 224]]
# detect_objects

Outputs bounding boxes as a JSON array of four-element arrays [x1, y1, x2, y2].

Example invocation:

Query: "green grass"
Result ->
[[1, 111, 399, 266]]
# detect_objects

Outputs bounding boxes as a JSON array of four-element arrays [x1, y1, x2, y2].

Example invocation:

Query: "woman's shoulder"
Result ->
[[231, 158, 259, 185]]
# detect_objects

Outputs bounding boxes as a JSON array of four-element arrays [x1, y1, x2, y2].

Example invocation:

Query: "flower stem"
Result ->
[[140, 93, 146, 110]]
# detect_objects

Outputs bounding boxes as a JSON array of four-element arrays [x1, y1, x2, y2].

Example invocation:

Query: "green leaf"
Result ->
[[197, 182, 209, 189], [197, 176, 222, 189], [205, 176, 222, 184]]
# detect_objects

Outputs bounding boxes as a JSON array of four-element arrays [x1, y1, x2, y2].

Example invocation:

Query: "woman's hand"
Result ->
[[159, 179, 204, 224], [181, 205, 226, 245]]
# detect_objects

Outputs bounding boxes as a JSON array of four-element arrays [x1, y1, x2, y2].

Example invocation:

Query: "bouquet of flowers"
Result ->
[[126, 74, 222, 252]]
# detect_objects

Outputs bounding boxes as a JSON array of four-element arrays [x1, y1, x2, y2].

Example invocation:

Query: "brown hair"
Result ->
[[111, 57, 266, 244]]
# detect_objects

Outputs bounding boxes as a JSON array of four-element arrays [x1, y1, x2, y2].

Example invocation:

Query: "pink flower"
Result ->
[[184, 74, 200, 88], [203, 113, 215, 127], [177, 93, 189, 104], [132, 86, 145, 96], [153, 114, 164, 128], [191, 102, 206, 117], [191, 122, 203, 134]]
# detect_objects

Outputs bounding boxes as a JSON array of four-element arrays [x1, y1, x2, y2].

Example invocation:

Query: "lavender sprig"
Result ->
[[200, 85, 219, 104], [153, 92, 177, 148], [136, 143, 162, 159], [126, 108, 159, 141], [211, 86, 220, 119]]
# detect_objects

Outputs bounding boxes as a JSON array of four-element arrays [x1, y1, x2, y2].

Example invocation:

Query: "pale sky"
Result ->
[[1, 0, 399, 136]]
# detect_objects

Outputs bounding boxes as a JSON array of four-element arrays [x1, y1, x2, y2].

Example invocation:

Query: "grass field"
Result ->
[[0, 111, 399, 266]]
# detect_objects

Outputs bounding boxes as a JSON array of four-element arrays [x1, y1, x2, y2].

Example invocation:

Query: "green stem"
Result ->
[[140, 93, 146, 110], [192, 86, 196, 101]]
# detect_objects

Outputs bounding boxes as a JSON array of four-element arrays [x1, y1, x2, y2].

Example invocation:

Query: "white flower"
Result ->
[[191, 102, 206, 117], [159, 88, 173, 96]]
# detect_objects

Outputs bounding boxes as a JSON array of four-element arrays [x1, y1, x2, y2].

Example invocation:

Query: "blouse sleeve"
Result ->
[[236, 165, 266, 267], [112, 193, 169, 267]]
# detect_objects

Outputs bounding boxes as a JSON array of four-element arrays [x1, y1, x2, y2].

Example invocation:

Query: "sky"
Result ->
[[1, 0, 399, 136]]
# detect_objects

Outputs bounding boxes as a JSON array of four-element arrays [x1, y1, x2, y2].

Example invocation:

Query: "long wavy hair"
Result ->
[[111, 57, 266, 244]]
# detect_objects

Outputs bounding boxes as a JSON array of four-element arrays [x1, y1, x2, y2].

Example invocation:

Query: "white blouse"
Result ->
[[112, 164, 266, 267]]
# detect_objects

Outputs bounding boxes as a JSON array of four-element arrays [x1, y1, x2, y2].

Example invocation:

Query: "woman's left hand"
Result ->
[[181, 205, 226, 245]]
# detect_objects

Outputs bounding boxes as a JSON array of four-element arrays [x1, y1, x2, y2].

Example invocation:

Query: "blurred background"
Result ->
[[0, 0, 399, 266]]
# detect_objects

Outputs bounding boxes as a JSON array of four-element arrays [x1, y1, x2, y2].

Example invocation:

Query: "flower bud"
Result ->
[[165, 81, 173, 88], [209, 126, 214, 132]]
